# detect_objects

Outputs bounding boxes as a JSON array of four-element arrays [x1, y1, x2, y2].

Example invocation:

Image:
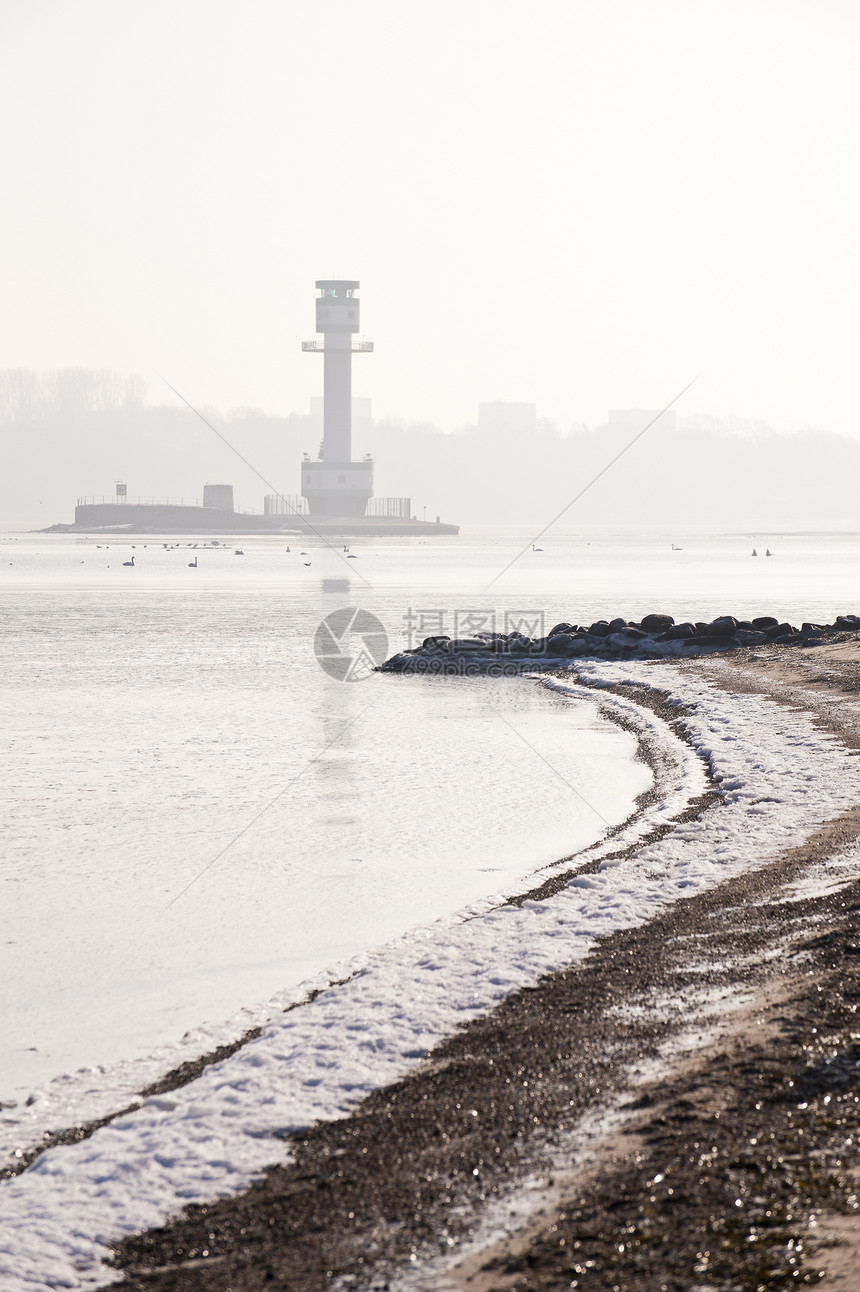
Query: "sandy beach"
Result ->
[[6, 640, 860, 1291], [102, 642, 860, 1291]]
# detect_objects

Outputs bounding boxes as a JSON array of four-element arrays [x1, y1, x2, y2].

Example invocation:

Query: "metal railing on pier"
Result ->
[[76, 496, 264, 515], [263, 494, 309, 516], [365, 497, 412, 518], [77, 495, 201, 507]]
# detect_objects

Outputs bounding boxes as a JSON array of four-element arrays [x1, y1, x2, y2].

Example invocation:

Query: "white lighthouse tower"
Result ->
[[301, 279, 374, 517]]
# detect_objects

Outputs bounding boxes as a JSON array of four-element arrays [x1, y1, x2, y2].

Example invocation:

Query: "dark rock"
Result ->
[[447, 638, 493, 652], [608, 617, 629, 632], [834, 615, 860, 631], [422, 635, 451, 649], [640, 613, 675, 633], [764, 622, 794, 640], [688, 634, 740, 649], [737, 630, 768, 646], [695, 622, 710, 634], [546, 633, 576, 655], [381, 652, 412, 670], [801, 623, 827, 635], [547, 622, 575, 638], [707, 616, 738, 635], [736, 621, 754, 631], [588, 621, 611, 636], [752, 616, 779, 629], [656, 623, 695, 641]]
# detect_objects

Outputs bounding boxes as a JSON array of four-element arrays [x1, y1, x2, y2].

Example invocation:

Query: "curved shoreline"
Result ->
[[508, 676, 721, 908], [103, 653, 860, 1292], [1, 678, 696, 1181], [6, 652, 860, 1289]]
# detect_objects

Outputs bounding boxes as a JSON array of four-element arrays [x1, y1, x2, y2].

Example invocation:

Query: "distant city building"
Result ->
[[202, 484, 235, 511], [478, 402, 537, 436], [607, 408, 676, 436]]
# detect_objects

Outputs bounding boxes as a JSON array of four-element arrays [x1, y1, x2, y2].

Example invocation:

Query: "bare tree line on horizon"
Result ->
[[2, 367, 855, 529]]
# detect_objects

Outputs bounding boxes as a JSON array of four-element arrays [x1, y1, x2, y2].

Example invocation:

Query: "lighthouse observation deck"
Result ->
[[315, 280, 361, 333], [302, 340, 373, 353]]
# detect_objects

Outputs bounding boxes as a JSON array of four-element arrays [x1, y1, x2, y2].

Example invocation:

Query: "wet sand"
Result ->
[[100, 644, 860, 1289]]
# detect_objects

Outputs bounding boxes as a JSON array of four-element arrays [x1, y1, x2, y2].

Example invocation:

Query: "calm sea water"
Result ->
[[2, 525, 859, 1101]]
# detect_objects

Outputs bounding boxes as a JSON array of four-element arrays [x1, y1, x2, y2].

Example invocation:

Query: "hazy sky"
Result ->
[[2, 0, 858, 434]]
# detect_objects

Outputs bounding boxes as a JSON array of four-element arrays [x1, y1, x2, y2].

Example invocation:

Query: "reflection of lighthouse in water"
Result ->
[[301, 280, 375, 518]]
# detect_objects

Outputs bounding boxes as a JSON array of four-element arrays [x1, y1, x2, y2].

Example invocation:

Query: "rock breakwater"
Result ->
[[379, 612, 860, 673]]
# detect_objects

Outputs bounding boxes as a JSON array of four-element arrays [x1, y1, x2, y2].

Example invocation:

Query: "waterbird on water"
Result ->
[[766, 548, 773, 556], [752, 548, 758, 556], [671, 543, 683, 550], [188, 557, 197, 568], [532, 544, 543, 552], [234, 549, 244, 556], [122, 556, 135, 567]]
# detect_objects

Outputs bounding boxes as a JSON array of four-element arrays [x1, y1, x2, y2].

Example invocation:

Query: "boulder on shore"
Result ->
[[546, 633, 576, 655], [641, 613, 674, 632]]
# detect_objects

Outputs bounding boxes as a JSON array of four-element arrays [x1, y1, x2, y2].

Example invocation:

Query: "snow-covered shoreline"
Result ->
[[4, 659, 860, 1290], [0, 675, 689, 1172]]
